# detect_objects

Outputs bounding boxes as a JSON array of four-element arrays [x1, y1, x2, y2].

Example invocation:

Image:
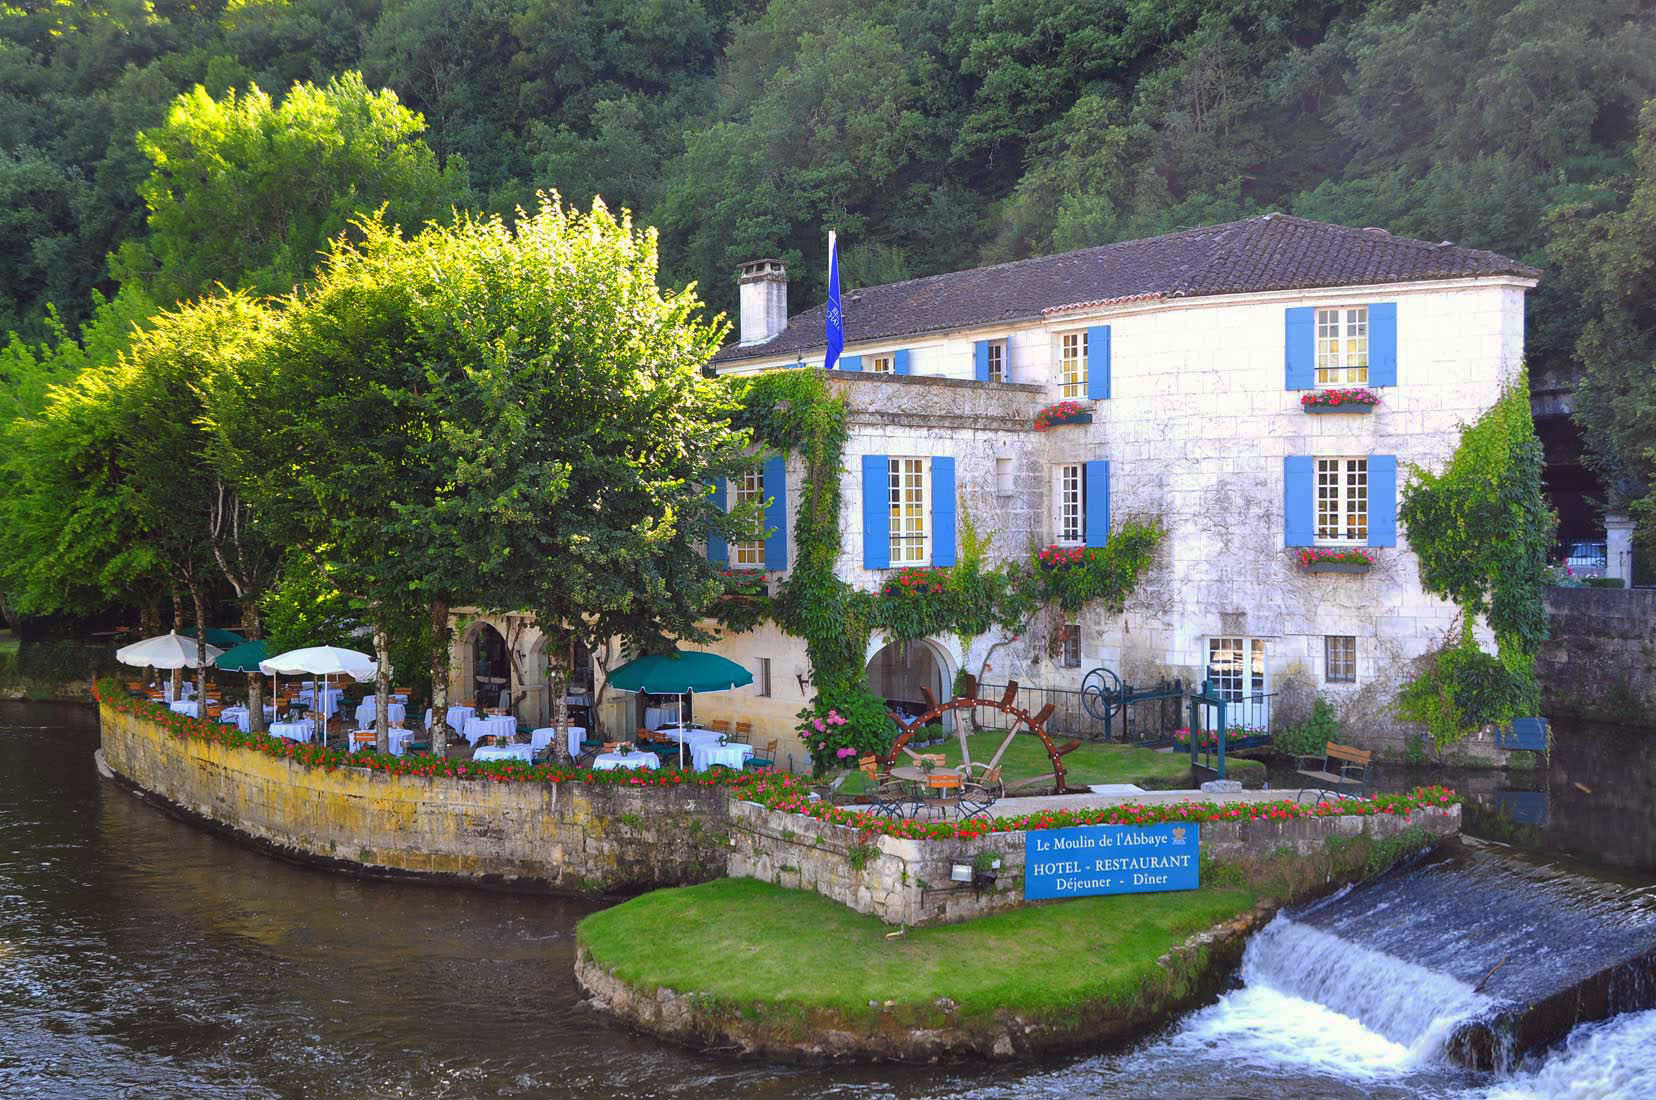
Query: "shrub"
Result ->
[[797, 686, 895, 775], [1274, 696, 1340, 757], [1585, 576, 1625, 588]]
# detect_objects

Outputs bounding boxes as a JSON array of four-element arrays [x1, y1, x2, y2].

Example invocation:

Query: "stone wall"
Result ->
[[728, 795, 1460, 926], [1538, 587, 1656, 729], [100, 703, 731, 892]]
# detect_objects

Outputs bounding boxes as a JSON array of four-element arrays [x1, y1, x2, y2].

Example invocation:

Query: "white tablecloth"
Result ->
[[297, 687, 343, 717], [425, 705, 474, 731], [463, 714, 517, 746], [644, 705, 683, 730], [593, 751, 657, 771], [659, 726, 723, 745], [691, 742, 754, 771], [169, 700, 201, 718], [162, 682, 196, 703], [473, 744, 533, 762], [219, 705, 276, 732], [354, 699, 407, 728], [529, 726, 586, 757], [267, 721, 315, 743], [388, 729, 414, 756]]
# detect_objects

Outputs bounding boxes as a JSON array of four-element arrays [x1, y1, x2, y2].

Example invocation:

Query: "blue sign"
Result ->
[[1023, 823, 1200, 900]]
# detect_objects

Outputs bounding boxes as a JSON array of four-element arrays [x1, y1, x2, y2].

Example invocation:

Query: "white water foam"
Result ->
[[1475, 1008, 1656, 1100]]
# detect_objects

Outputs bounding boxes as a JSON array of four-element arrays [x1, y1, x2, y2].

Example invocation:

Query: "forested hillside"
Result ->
[[2, 0, 1655, 523]]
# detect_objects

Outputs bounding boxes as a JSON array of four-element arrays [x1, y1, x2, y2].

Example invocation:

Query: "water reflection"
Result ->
[[2, 702, 1652, 1099]]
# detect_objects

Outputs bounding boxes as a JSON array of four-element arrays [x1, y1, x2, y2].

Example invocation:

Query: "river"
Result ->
[[1, 700, 1651, 1099]]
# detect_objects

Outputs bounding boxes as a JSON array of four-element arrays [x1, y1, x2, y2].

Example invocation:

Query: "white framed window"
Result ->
[[1062, 622, 1082, 669], [1054, 464, 1084, 544], [1316, 307, 1369, 386], [888, 457, 928, 565], [1059, 331, 1088, 399], [986, 339, 1007, 383], [1325, 636, 1356, 684], [1208, 636, 1269, 721], [731, 469, 765, 566], [1316, 458, 1369, 544], [870, 354, 894, 374], [755, 656, 772, 697]]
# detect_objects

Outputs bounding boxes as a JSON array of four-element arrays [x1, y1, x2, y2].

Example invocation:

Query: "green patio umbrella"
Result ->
[[181, 626, 248, 649], [604, 650, 753, 769], [214, 639, 268, 672]]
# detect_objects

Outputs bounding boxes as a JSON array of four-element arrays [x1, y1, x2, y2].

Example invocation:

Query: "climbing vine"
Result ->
[[1396, 376, 1555, 745]]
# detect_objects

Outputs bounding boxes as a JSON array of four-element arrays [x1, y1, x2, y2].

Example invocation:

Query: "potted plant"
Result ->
[[1301, 388, 1381, 413], [1037, 544, 1090, 570], [1034, 400, 1094, 430], [1296, 547, 1375, 573]]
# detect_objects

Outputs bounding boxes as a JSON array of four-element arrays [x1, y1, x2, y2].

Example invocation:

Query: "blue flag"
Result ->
[[824, 229, 843, 370]]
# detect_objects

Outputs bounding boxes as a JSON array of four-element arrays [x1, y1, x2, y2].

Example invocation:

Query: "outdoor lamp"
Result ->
[[949, 862, 973, 883]]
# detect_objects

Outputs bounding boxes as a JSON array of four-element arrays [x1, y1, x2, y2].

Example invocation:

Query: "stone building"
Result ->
[[456, 214, 1538, 766]]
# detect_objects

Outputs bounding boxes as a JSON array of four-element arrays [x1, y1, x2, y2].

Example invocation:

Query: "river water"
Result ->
[[2, 700, 1651, 1099]]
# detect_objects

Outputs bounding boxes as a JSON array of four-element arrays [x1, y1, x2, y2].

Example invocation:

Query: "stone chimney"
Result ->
[[737, 258, 788, 345]]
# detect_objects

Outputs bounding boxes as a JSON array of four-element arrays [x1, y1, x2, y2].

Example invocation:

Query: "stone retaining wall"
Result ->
[[1539, 587, 1656, 729], [728, 797, 1460, 925], [100, 703, 730, 892]]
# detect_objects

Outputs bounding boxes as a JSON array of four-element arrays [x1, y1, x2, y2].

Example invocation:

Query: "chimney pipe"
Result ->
[[737, 258, 788, 345]]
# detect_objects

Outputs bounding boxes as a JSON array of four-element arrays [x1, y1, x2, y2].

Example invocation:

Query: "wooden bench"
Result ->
[[1296, 741, 1372, 800]]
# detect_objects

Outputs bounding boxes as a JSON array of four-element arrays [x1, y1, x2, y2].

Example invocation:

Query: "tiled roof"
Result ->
[[712, 214, 1539, 363]]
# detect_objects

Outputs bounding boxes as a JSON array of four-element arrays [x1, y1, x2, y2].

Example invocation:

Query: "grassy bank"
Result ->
[[579, 876, 1256, 1025]]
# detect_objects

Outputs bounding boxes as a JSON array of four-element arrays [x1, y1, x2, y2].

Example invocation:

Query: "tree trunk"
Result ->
[[170, 586, 184, 701], [428, 598, 451, 757], [191, 584, 209, 705], [372, 616, 391, 755], [243, 596, 265, 733], [549, 651, 572, 764], [591, 638, 613, 739]]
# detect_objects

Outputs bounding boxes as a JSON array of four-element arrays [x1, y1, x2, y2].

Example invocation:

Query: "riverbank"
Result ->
[[575, 827, 1441, 1062]]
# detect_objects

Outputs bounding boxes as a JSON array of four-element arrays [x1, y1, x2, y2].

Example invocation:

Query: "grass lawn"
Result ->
[[0, 632, 17, 656], [838, 730, 1263, 794], [579, 876, 1255, 1023]]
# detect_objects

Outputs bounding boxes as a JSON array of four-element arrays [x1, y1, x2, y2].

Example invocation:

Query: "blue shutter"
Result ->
[[931, 457, 956, 567], [1368, 303, 1397, 387], [893, 349, 911, 375], [1084, 460, 1110, 547], [707, 480, 728, 565], [763, 455, 788, 570], [1283, 456, 1314, 547], [1285, 307, 1315, 390], [1087, 325, 1111, 400], [861, 455, 890, 569], [1368, 454, 1397, 547], [974, 340, 990, 382], [840, 354, 862, 372]]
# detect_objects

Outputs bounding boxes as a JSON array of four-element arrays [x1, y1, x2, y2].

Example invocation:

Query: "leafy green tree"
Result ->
[[110, 71, 472, 305]]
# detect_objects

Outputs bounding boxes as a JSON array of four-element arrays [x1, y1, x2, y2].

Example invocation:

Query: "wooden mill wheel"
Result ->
[[881, 674, 1084, 796]]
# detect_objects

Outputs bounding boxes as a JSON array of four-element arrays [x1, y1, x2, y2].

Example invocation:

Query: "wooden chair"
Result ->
[[1296, 742, 1373, 802], [460, 698, 475, 708], [858, 754, 881, 779], [731, 721, 753, 744], [393, 686, 412, 697], [708, 719, 731, 734], [918, 752, 947, 769], [922, 772, 963, 819], [958, 765, 1002, 821], [746, 739, 779, 771], [601, 741, 623, 754], [349, 730, 377, 752], [204, 703, 224, 721]]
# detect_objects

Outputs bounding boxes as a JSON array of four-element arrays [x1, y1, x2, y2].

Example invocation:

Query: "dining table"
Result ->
[[353, 699, 407, 728], [425, 705, 475, 732], [593, 751, 658, 772], [472, 743, 533, 763], [168, 700, 202, 718], [529, 726, 586, 758], [219, 704, 276, 733], [267, 720, 315, 743], [690, 741, 754, 771], [463, 714, 517, 746]]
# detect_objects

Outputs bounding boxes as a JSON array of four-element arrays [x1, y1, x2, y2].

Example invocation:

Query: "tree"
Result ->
[[110, 72, 472, 306]]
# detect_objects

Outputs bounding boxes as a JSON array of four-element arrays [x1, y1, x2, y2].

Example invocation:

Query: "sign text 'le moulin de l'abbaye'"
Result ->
[[1022, 823, 1200, 900]]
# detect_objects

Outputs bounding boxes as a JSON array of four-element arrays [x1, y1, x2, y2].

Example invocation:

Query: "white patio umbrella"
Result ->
[[115, 631, 224, 669], [259, 646, 378, 743]]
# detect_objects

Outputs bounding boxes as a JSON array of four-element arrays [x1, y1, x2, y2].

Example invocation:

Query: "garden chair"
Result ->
[[957, 766, 1002, 821], [731, 721, 753, 744], [708, 719, 732, 734], [349, 730, 377, 752], [922, 772, 963, 820], [745, 739, 779, 771]]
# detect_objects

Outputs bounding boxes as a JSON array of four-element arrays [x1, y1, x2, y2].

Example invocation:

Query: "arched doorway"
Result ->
[[866, 638, 953, 727], [470, 623, 510, 709]]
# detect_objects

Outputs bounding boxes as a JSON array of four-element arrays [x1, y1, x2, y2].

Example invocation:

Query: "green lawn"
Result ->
[[578, 876, 1256, 1023], [0, 632, 17, 656], [839, 730, 1263, 794]]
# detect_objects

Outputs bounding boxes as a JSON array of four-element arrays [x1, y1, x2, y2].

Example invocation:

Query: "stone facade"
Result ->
[[705, 277, 1533, 753]]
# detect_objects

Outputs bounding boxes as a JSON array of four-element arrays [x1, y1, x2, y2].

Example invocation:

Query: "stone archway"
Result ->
[[462, 621, 510, 710], [865, 636, 956, 728]]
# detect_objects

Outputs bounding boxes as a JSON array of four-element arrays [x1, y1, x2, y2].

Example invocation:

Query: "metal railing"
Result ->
[[1563, 541, 1608, 573]]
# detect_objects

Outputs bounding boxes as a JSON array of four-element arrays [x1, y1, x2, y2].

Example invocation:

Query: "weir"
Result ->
[[1240, 838, 1656, 1072]]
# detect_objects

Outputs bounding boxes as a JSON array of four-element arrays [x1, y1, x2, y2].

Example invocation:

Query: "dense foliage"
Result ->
[[1397, 380, 1555, 745]]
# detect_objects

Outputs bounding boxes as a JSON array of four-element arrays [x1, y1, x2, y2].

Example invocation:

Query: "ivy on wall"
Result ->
[[1396, 376, 1556, 746]]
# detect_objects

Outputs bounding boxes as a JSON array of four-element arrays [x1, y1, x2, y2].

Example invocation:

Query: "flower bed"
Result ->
[[1033, 400, 1093, 430], [1295, 547, 1374, 572], [1172, 725, 1268, 749], [1301, 388, 1380, 411]]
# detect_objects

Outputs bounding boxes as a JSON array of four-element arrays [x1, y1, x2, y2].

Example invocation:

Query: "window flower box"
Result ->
[[1034, 401, 1093, 430], [1301, 388, 1380, 413], [718, 569, 769, 598], [881, 566, 949, 598], [1296, 547, 1374, 573], [1037, 544, 1092, 570]]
